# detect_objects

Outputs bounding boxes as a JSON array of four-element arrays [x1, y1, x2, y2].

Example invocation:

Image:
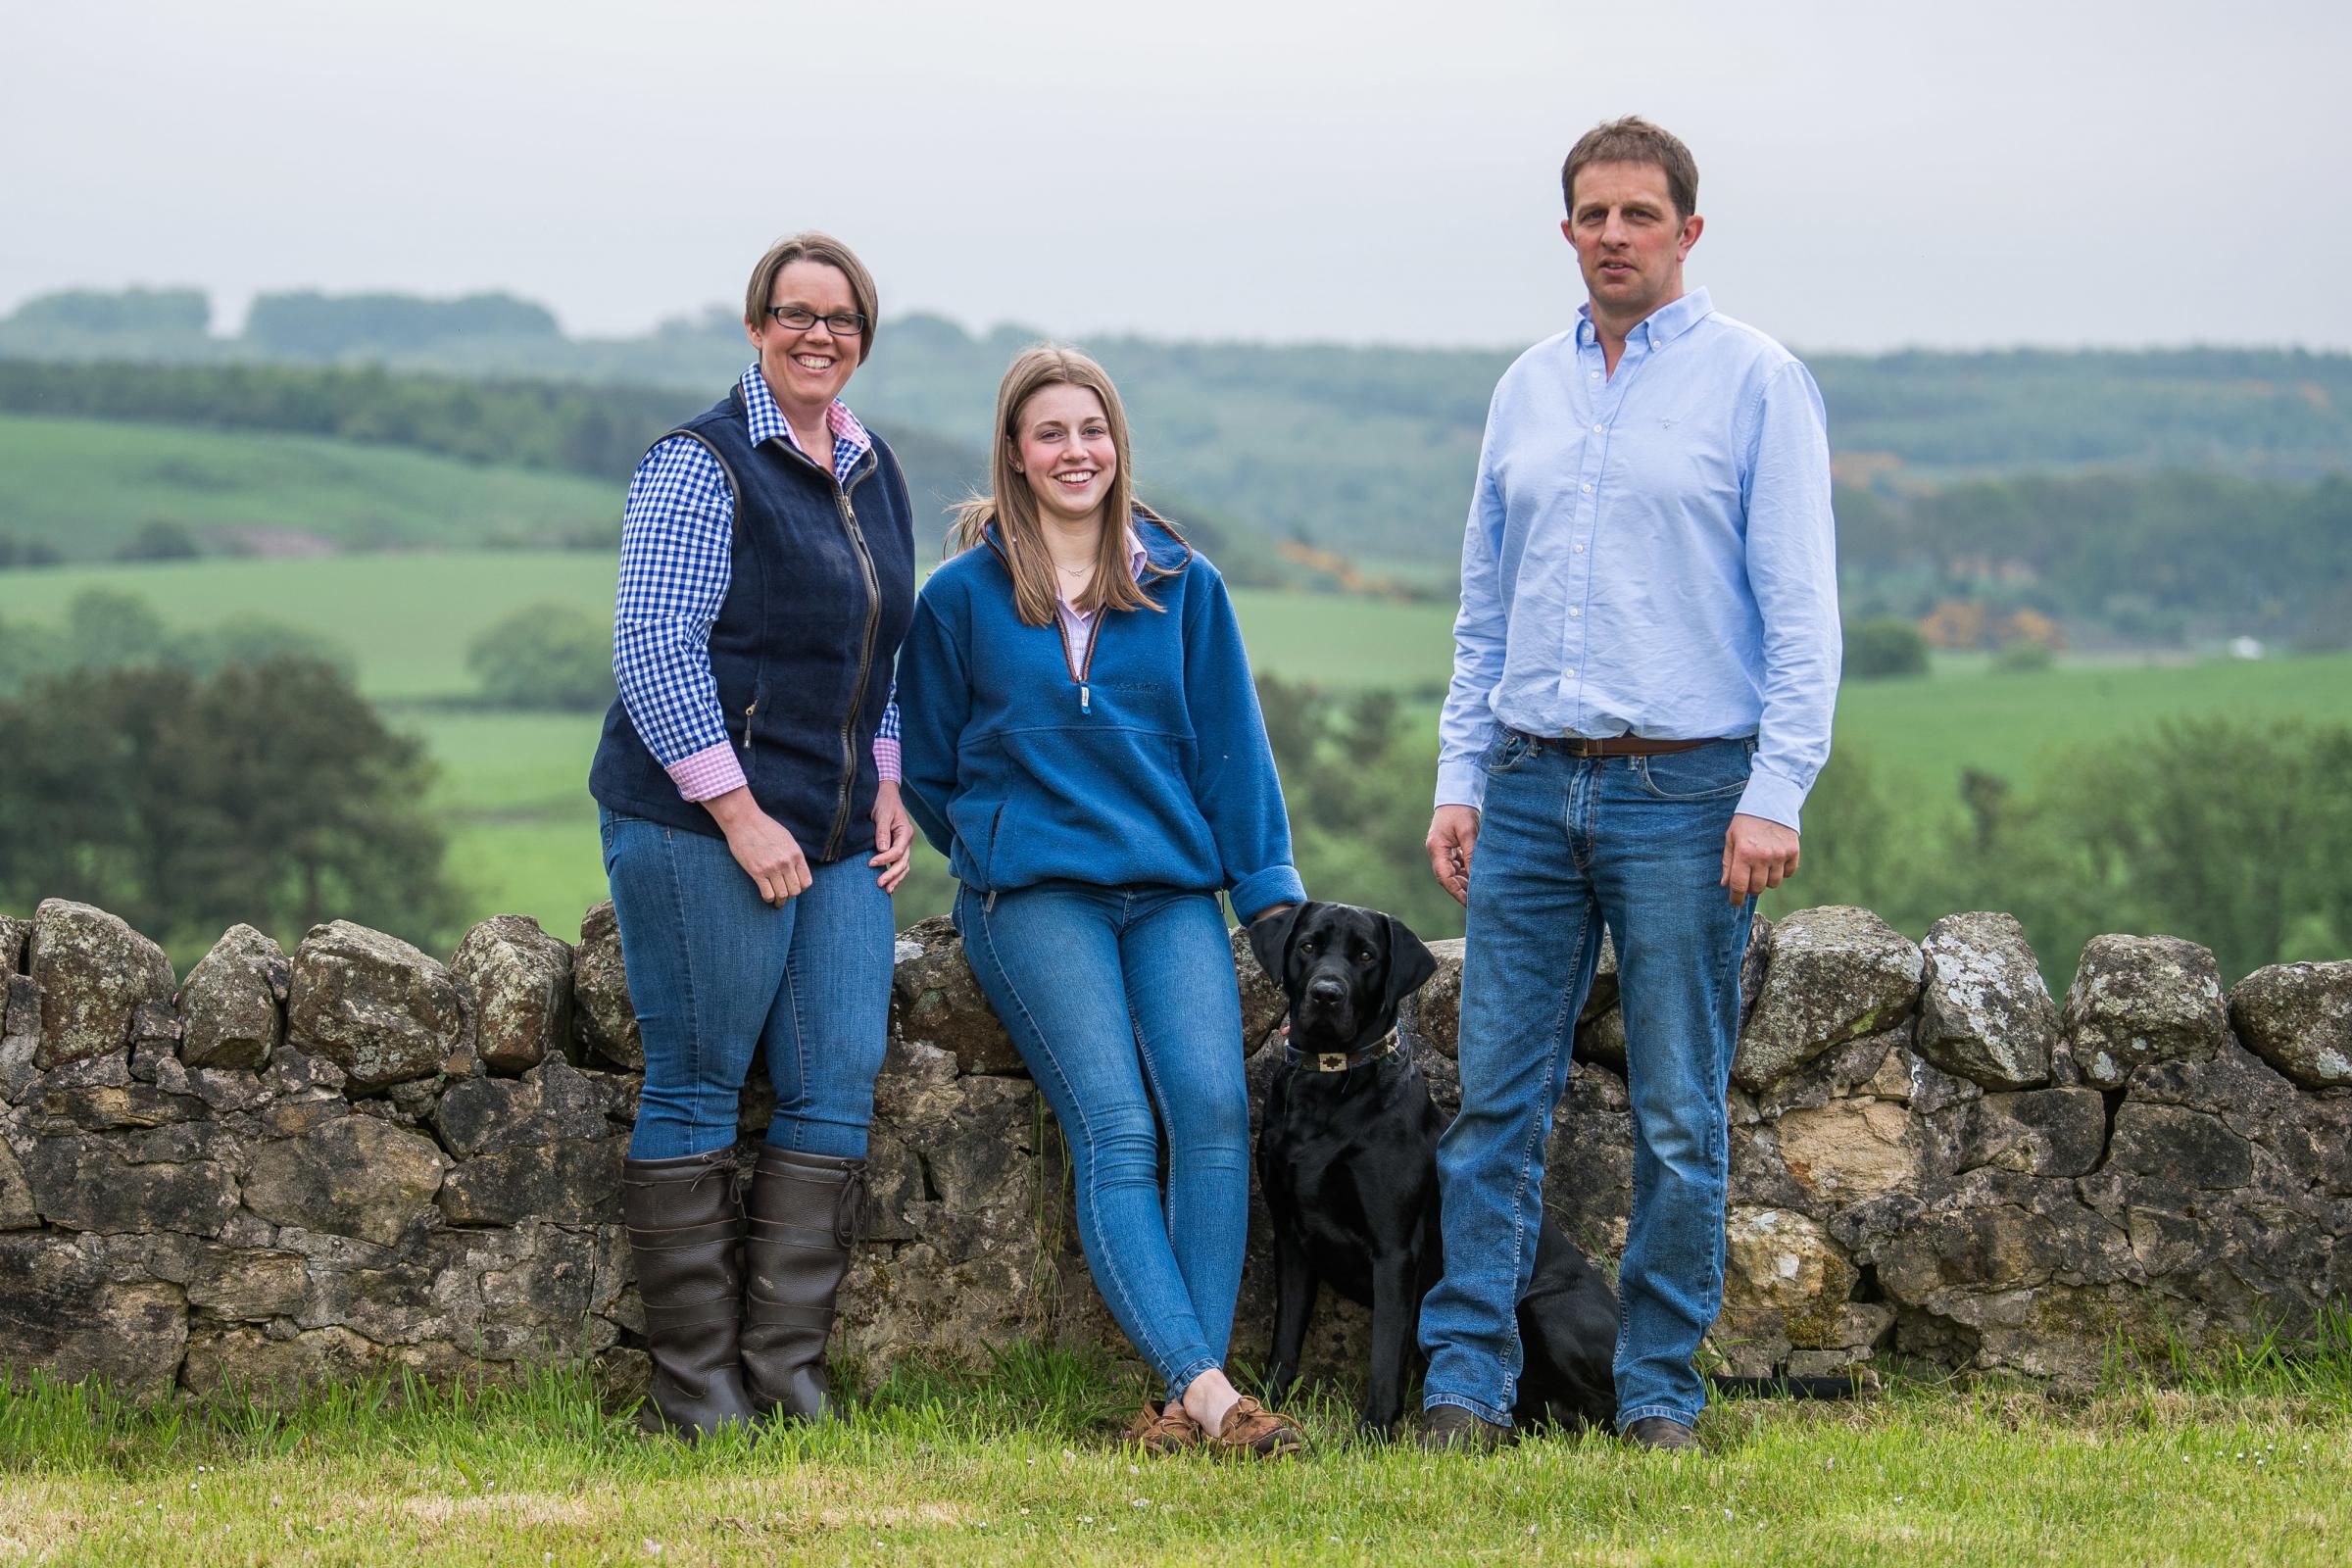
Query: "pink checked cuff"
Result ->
[[873, 737, 903, 783], [666, 742, 749, 803]]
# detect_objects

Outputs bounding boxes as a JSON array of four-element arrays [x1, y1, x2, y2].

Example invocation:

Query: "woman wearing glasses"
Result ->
[[898, 345, 1310, 1457], [589, 232, 916, 1439]]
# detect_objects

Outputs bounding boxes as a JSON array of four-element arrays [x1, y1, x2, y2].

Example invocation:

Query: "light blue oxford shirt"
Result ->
[[1434, 287, 1840, 832]]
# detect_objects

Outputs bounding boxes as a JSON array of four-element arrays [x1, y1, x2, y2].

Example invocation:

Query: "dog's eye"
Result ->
[[1353, 949, 1375, 963], [1298, 939, 1319, 955]]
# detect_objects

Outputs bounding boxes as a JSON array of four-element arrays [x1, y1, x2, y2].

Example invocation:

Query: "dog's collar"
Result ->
[[1281, 1023, 1402, 1074]]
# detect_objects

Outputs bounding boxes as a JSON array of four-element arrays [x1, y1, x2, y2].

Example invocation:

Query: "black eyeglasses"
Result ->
[[765, 305, 867, 336]]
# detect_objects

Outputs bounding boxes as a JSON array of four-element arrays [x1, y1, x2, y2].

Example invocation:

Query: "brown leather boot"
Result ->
[[741, 1144, 866, 1421], [620, 1150, 759, 1441]]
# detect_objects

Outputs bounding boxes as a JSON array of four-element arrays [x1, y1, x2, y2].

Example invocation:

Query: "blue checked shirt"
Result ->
[[612, 364, 902, 802], [1435, 289, 1839, 831]]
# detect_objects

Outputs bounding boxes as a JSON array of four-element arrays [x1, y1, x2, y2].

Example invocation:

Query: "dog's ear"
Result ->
[[1381, 913, 1439, 1011], [1247, 903, 1309, 989]]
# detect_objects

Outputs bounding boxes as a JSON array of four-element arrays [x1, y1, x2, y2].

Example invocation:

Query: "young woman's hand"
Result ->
[[702, 787, 811, 906], [870, 779, 914, 894]]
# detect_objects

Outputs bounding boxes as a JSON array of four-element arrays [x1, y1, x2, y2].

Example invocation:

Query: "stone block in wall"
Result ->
[[438, 1136, 626, 1228], [2104, 1102, 2255, 1191], [570, 902, 642, 1071], [0, 911, 28, 982], [0, 1139, 36, 1230], [179, 925, 287, 1070], [185, 1247, 309, 1321], [2228, 960, 2352, 1090], [23, 1131, 237, 1237], [449, 914, 573, 1076], [1946, 1088, 2108, 1179], [1915, 912, 2056, 1091], [1229, 918, 1288, 1047], [1712, 1205, 1858, 1373], [28, 900, 176, 1070], [240, 1114, 449, 1248], [431, 1055, 613, 1160], [890, 917, 1021, 1073], [286, 921, 464, 1093], [1403, 939, 1464, 1059], [1773, 1095, 1921, 1207], [0, 1234, 187, 1396], [2061, 934, 2229, 1090], [1734, 906, 1923, 1093]]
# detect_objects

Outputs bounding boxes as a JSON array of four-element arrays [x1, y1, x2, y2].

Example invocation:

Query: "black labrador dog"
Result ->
[[1250, 901, 1856, 1437]]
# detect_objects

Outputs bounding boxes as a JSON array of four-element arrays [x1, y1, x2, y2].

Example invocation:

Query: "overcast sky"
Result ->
[[8, 0, 2349, 354]]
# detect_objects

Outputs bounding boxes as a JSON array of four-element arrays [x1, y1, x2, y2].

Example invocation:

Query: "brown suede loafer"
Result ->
[[1204, 1396, 1307, 1458], [1620, 1415, 1699, 1451], [1127, 1397, 1203, 1455]]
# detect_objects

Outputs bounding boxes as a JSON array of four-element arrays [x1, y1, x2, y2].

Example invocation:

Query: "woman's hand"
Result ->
[[702, 787, 810, 906], [870, 779, 914, 894]]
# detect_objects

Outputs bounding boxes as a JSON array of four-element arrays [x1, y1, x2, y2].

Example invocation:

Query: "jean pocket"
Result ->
[[1633, 740, 1754, 802], [1483, 731, 1535, 775]]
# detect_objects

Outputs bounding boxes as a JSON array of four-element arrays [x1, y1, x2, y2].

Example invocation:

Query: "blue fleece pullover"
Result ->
[[897, 514, 1304, 923]]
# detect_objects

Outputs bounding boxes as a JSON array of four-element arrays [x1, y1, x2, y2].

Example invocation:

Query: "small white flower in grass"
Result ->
[[1128, 1464, 1140, 1475], [1020, 1508, 1031, 1516], [1131, 1498, 1150, 1509], [643, 1541, 663, 1557], [1078, 1515, 1095, 1524]]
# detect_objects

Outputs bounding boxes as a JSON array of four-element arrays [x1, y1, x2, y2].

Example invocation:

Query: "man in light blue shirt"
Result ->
[[1416, 117, 1839, 1453]]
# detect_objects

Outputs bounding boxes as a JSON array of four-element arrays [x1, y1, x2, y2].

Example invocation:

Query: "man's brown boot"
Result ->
[[1417, 1403, 1512, 1453], [1620, 1415, 1699, 1451]]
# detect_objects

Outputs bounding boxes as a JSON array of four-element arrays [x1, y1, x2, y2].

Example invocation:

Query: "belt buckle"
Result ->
[[1561, 735, 1608, 759]]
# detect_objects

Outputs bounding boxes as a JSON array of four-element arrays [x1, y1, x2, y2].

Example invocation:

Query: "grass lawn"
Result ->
[[0, 415, 617, 560], [3, 1350, 2346, 1566]]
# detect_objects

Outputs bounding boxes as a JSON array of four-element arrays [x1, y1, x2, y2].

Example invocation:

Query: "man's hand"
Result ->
[[869, 780, 914, 894], [1426, 806, 1481, 906], [1721, 812, 1799, 905], [703, 787, 811, 906]]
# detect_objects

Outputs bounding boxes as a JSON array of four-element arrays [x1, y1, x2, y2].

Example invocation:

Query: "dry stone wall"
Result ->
[[1, 896, 2346, 1404]]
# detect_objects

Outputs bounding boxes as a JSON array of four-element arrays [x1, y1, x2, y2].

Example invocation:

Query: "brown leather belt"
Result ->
[[1512, 729, 1719, 759]]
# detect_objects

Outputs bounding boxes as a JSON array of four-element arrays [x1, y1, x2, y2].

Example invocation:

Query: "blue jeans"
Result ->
[[954, 882, 1250, 1400], [1419, 734, 1757, 1431], [600, 808, 895, 1160]]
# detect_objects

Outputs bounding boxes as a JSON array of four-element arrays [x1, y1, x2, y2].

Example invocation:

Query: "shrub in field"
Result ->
[[116, 518, 202, 561], [466, 601, 614, 711], [1845, 615, 1932, 679]]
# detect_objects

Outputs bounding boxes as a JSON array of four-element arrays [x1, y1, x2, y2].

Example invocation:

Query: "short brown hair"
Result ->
[[743, 230, 880, 363], [1561, 117, 1698, 221]]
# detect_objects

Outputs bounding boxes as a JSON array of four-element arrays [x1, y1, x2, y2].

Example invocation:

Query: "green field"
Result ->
[[5, 551, 2348, 954], [0, 414, 616, 558]]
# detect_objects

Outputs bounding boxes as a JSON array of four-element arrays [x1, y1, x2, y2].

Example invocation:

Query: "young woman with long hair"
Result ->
[[897, 345, 1308, 1456]]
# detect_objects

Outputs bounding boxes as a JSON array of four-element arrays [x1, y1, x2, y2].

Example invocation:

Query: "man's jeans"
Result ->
[[601, 808, 895, 1161], [1418, 734, 1757, 1431], [954, 882, 1250, 1400]]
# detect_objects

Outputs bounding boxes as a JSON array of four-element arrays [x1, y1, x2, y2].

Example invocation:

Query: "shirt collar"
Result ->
[[1576, 286, 1714, 350], [739, 363, 871, 464], [1057, 526, 1151, 617]]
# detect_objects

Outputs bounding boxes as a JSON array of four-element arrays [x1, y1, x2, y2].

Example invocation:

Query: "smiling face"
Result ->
[[745, 259, 861, 417], [1560, 159, 1703, 330], [1009, 382, 1117, 531]]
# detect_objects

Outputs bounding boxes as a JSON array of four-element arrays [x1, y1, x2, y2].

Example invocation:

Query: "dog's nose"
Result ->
[[1306, 976, 1347, 1006]]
